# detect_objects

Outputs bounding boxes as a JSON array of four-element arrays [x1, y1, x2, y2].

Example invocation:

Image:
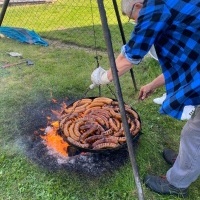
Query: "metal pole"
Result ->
[[112, 0, 137, 91], [96, 1, 144, 199], [0, 0, 10, 26]]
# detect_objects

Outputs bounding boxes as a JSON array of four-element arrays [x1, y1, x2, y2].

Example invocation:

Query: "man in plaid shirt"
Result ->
[[90, 0, 200, 197]]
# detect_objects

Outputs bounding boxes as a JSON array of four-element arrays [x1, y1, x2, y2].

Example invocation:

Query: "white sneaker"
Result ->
[[153, 93, 166, 105], [181, 105, 195, 120]]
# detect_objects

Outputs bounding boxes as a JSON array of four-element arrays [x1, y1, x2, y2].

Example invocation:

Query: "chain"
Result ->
[[64, 1, 116, 118], [70, 0, 115, 102], [107, 84, 117, 100]]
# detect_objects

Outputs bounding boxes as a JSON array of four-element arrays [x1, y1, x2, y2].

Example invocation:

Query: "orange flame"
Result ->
[[41, 121, 69, 157]]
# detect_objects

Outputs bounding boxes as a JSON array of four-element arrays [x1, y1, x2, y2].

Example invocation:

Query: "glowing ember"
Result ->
[[41, 121, 69, 157]]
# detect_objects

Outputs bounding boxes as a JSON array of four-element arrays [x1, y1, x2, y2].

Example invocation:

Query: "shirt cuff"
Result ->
[[121, 45, 141, 65]]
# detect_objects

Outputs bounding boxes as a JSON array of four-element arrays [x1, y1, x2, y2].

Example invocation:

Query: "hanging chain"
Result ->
[[90, 0, 102, 97], [90, 0, 100, 66], [107, 84, 117, 100], [89, 0, 117, 99], [66, 2, 100, 116]]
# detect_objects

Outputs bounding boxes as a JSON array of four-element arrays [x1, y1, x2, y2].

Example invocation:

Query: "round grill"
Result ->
[[60, 97, 141, 152]]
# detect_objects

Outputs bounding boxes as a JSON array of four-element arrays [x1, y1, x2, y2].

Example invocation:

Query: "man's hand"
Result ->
[[139, 74, 165, 100], [90, 67, 110, 89], [138, 82, 155, 100]]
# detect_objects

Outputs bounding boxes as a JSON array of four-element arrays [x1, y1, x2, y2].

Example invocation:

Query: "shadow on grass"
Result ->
[[39, 24, 133, 52]]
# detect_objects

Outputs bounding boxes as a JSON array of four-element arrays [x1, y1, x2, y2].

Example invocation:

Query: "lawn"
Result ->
[[0, 1, 200, 200]]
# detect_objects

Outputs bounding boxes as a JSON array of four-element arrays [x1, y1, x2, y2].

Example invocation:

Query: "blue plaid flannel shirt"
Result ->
[[122, 0, 200, 120]]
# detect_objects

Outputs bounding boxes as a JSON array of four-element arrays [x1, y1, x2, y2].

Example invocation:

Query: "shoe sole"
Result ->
[[146, 185, 188, 198], [144, 179, 188, 198]]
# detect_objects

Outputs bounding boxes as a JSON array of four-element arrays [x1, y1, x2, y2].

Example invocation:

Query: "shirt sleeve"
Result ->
[[123, 0, 171, 64]]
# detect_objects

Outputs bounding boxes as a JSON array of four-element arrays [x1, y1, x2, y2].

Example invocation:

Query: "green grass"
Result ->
[[1, 37, 200, 200], [2, 0, 132, 52], [1, 1, 200, 199]]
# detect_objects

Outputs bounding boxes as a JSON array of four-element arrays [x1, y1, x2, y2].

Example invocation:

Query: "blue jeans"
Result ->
[[166, 106, 200, 188]]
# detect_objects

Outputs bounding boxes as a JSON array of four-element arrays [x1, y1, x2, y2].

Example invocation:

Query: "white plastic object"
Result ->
[[7, 52, 22, 57], [153, 93, 166, 105], [89, 83, 96, 89]]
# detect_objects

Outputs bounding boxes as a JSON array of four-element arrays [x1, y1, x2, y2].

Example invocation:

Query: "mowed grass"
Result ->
[[1, 37, 200, 200], [1, 1, 200, 199]]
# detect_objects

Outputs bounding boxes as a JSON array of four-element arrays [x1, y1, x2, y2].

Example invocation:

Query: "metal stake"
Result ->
[[96, 0, 144, 199]]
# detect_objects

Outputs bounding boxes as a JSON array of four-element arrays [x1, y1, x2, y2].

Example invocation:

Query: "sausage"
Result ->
[[93, 97, 113, 104], [60, 113, 78, 125], [87, 113, 106, 126], [74, 120, 85, 137], [63, 120, 73, 137], [72, 99, 92, 108], [112, 118, 121, 129], [118, 136, 126, 142], [90, 113, 109, 127], [67, 137, 89, 148], [131, 118, 141, 135], [68, 123, 79, 141], [125, 108, 139, 119], [102, 128, 113, 136], [96, 124, 105, 132], [91, 108, 111, 118], [130, 120, 136, 132], [111, 101, 119, 106], [86, 102, 105, 109], [107, 135, 120, 143], [80, 124, 98, 142], [92, 136, 119, 148], [84, 135, 104, 144], [79, 123, 92, 131], [93, 142, 119, 150], [109, 108, 121, 119], [109, 118, 119, 132], [113, 128, 124, 137], [83, 106, 102, 116], [64, 106, 86, 114]]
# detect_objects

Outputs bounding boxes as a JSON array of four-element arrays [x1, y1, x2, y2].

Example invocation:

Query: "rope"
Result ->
[[89, 0, 116, 99], [89, 0, 102, 96]]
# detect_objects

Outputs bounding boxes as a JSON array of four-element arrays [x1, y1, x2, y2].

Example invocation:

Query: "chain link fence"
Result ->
[[0, 0, 133, 52], [0, 0, 138, 91]]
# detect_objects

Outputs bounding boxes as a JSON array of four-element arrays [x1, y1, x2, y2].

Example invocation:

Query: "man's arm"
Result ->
[[107, 53, 133, 81], [90, 53, 133, 89]]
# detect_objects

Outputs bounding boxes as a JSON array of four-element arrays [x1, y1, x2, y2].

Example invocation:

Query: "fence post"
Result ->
[[0, 0, 10, 26]]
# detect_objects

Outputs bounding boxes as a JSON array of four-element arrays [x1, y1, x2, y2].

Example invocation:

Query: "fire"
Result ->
[[41, 121, 69, 157]]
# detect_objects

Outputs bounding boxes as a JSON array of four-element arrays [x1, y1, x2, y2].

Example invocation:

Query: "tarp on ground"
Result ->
[[0, 26, 49, 46]]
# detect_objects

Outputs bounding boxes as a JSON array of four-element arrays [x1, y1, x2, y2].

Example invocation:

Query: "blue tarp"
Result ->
[[0, 26, 49, 46]]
